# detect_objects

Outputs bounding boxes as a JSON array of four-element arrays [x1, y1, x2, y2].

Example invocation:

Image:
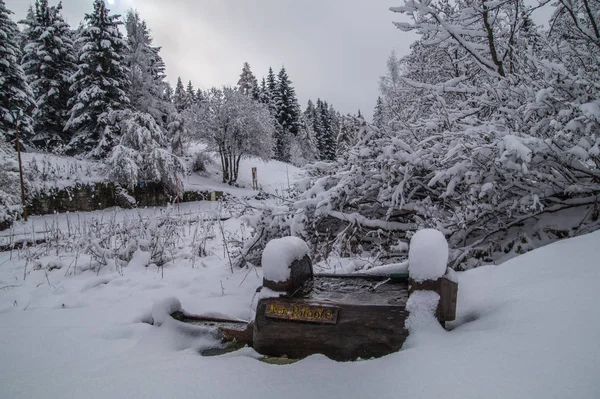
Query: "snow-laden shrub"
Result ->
[[0, 136, 26, 228], [191, 151, 212, 173], [238, 0, 600, 270], [106, 110, 185, 195]]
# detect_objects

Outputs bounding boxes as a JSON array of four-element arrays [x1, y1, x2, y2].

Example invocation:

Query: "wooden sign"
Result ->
[[263, 300, 338, 324]]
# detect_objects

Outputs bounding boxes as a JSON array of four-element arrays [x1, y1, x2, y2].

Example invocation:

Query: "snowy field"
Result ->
[[1, 161, 600, 398]]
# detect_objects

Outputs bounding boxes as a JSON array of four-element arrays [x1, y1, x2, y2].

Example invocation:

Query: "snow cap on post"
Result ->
[[408, 229, 449, 282], [262, 236, 312, 294]]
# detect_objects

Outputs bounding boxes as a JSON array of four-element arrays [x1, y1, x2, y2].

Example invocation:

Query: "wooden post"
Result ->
[[252, 167, 258, 190]]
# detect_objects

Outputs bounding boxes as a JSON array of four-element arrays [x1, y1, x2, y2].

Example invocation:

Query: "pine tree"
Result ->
[[106, 110, 184, 194], [266, 67, 277, 98], [272, 66, 300, 162], [164, 82, 173, 102], [373, 96, 385, 130], [185, 80, 195, 108], [266, 67, 278, 114], [237, 62, 259, 98], [195, 88, 205, 104], [258, 78, 269, 105], [173, 77, 187, 112], [65, 0, 130, 157], [0, 0, 36, 150], [20, 0, 77, 151], [313, 99, 336, 161], [124, 9, 169, 128]]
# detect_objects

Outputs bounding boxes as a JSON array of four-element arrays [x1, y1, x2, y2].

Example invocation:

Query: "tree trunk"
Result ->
[[234, 154, 242, 183], [220, 146, 230, 183]]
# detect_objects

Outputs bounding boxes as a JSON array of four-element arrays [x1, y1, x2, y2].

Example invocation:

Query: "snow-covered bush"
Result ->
[[191, 151, 212, 173], [239, 0, 600, 270], [0, 138, 24, 228]]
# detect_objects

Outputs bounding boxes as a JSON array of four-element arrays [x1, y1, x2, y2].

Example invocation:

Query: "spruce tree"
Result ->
[[272, 66, 300, 162], [173, 77, 187, 112], [124, 9, 169, 127], [258, 78, 269, 105], [195, 88, 205, 104], [65, 0, 130, 157], [316, 99, 336, 161], [185, 80, 195, 108], [373, 96, 385, 130], [21, 0, 77, 151], [266, 67, 278, 114], [164, 82, 173, 102], [237, 62, 258, 98], [0, 0, 36, 150]]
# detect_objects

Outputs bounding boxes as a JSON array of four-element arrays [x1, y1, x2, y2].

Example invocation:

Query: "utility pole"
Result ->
[[8, 106, 27, 221]]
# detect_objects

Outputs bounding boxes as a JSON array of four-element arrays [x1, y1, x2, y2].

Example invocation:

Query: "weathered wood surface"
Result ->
[[171, 310, 253, 345], [254, 297, 408, 361], [253, 277, 409, 361], [408, 276, 458, 322]]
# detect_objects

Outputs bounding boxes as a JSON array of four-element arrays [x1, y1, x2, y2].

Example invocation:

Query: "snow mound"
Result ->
[[151, 297, 182, 326], [261, 236, 309, 282], [408, 229, 448, 282]]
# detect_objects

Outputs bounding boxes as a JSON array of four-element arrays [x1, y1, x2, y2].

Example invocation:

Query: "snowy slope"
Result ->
[[0, 224, 599, 397], [184, 143, 303, 197]]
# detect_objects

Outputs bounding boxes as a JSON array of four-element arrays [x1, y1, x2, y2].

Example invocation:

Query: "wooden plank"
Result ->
[[263, 300, 339, 324], [439, 278, 458, 322], [408, 276, 458, 323]]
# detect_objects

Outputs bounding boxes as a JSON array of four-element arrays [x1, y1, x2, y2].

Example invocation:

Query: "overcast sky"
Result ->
[[6, 0, 418, 119]]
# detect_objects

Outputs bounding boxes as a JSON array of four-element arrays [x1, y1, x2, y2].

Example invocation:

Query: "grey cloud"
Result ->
[[7, 0, 417, 118]]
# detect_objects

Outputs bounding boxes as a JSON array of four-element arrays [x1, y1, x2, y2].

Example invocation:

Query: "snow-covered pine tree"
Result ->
[[273, 66, 300, 162], [336, 112, 365, 158], [237, 62, 258, 97], [124, 9, 170, 128], [185, 81, 195, 108], [373, 96, 385, 130], [195, 88, 205, 104], [317, 99, 336, 161], [167, 111, 187, 157], [65, 0, 130, 158], [290, 112, 319, 166], [258, 77, 269, 105], [0, 0, 36, 150], [20, 0, 76, 151], [106, 110, 185, 195], [266, 67, 278, 113], [173, 77, 187, 112]]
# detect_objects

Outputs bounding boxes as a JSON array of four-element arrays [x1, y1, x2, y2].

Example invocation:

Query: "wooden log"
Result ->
[[253, 297, 408, 361]]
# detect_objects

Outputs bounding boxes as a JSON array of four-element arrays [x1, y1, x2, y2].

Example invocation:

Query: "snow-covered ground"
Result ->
[[1, 158, 599, 398], [1, 221, 599, 398]]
